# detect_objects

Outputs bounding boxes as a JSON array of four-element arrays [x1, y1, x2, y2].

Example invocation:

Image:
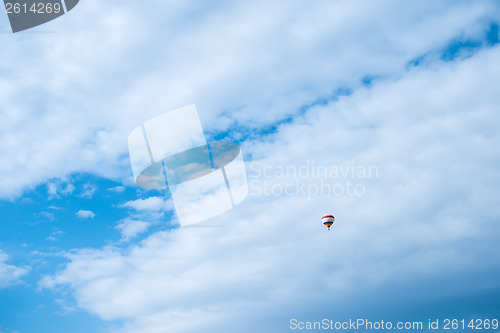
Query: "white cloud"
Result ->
[[108, 186, 126, 193], [46, 181, 75, 199], [115, 219, 151, 241], [0, 0, 497, 199], [77, 183, 98, 199], [62, 183, 76, 195], [76, 210, 96, 219], [120, 197, 173, 212], [46, 183, 59, 199], [0, 250, 30, 288]]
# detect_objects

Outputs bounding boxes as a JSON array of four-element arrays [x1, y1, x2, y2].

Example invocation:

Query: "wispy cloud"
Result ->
[[46, 181, 75, 200], [119, 197, 173, 212], [115, 219, 150, 241], [77, 183, 98, 199], [0, 250, 30, 289], [108, 186, 126, 193]]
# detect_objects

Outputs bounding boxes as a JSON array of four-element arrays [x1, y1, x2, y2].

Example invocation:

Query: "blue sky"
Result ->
[[1, 1, 500, 332], [0, 175, 173, 332]]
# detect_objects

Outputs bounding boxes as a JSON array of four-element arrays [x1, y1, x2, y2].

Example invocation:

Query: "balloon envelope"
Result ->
[[322, 214, 335, 230]]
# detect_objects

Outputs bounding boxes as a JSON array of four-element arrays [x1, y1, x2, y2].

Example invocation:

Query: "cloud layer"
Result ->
[[1, 0, 497, 198]]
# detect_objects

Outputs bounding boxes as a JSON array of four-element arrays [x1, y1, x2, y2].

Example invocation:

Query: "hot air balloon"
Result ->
[[322, 214, 335, 230]]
